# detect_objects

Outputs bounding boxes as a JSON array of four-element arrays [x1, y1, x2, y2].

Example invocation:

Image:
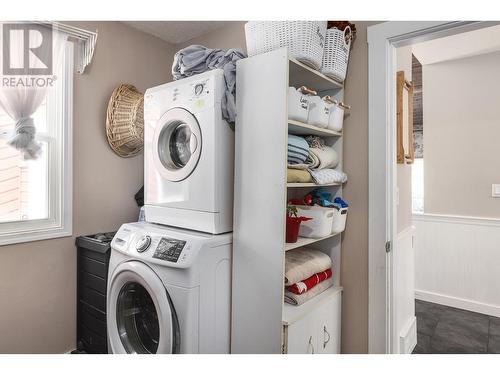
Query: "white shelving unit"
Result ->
[[287, 182, 342, 188], [232, 48, 345, 354], [288, 119, 342, 137], [284, 232, 341, 252]]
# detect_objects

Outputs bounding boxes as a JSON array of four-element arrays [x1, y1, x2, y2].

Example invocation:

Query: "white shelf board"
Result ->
[[285, 232, 341, 251], [288, 57, 343, 92], [288, 119, 342, 137], [287, 182, 342, 188], [283, 286, 343, 326]]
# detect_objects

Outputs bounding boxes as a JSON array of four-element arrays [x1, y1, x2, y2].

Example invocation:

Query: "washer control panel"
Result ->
[[135, 235, 151, 253], [152, 237, 187, 263]]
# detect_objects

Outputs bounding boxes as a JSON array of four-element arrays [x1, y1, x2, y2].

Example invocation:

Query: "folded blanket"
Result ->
[[305, 135, 325, 149], [288, 135, 309, 165], [309, 169, 347, 185], [285, 248, 332, 286], [287, 163, 310, 170], [287, 268, 332, 295], [287, 168, 312, 183], [171, 45, 247, 123], [308, 146, 339, 170], [284, 278, 334, 306]]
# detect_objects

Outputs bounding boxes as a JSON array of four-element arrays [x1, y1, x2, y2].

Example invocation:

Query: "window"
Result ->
[[412, 158, 424, 214], [0, 42, 73, 245]]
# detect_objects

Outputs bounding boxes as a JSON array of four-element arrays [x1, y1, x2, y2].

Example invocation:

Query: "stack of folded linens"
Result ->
[[287, 134, 310, 165], [284, 248, 333, 306]]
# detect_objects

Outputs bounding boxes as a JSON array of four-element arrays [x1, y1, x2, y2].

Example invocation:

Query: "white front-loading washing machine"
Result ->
[[107, 222, 232, 354], [144, 69, 234, 234]]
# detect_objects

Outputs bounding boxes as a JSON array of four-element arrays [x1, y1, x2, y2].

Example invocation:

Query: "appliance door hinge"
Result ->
[[385, 241, 391, 253]]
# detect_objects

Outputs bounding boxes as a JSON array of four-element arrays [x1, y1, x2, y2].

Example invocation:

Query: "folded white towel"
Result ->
[[309, 169, 347, 185], [285, 248, 332, 286]]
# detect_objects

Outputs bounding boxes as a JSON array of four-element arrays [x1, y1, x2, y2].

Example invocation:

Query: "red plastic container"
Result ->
[[286, 215, 312, 243]]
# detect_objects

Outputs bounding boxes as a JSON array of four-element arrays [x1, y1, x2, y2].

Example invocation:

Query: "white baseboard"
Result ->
[[415, 290, 500, 318], [399, 316, 417, 354]]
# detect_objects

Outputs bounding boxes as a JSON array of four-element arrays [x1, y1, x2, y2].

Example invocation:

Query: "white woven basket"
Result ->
[[245, 21, 327, 70], [320, 26, 352, 82]]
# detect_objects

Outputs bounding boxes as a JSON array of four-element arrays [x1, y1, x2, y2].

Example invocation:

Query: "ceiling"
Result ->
[[122, 21, 233, 44], [412, 24, 500, 65]]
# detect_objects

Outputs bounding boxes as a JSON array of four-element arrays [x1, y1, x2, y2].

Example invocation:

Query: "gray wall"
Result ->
[[341, 22, 379, 353], [423, 51, 500, 218], [0, 21, 176, 353]]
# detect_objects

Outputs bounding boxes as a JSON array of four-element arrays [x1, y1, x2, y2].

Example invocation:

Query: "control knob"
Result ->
[[136, 235, 151, 253]]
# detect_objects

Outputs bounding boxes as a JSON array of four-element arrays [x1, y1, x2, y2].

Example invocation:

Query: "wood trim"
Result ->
[[396, 71, 405, 164], [415, 290, 500, 318], [405, 80, 414, 164], [412, 213, 500, 227], [396, 71, 415, 164]]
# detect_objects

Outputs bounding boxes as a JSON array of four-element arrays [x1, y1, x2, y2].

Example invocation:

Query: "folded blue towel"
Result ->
[[288, 135, 309, 165]]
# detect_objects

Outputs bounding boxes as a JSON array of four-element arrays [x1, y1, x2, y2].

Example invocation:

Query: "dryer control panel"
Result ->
[[144, 69, 225, 119]]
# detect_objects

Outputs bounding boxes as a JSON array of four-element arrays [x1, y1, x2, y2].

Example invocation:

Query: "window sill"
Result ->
[[0, 222, 72, 246]]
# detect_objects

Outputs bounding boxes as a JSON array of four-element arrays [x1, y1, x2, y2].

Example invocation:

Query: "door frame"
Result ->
[[366, 20, 499, 354]]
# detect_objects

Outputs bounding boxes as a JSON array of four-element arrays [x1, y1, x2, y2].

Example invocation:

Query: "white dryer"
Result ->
[[107, 222, 232, 354], [144, 69, 234, 234]]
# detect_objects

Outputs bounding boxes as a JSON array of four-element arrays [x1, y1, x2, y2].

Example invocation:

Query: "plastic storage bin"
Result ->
[[321, 26, 352, 82], [295, 205, 334, 238], [288, 86, 316, 123], [307, 96, 330, 128], [245, 21, 327, 69], [76, 232, 115, 354], [332, 206, 348, 233], [324, 96, 351, 132]]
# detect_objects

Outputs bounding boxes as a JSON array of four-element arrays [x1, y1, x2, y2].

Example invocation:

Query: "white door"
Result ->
[[152, 107, 202, 182], [107, 261, 180, 354]]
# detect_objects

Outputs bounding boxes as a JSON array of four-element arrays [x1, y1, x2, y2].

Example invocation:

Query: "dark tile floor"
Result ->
[[413, 299, 500, 354]]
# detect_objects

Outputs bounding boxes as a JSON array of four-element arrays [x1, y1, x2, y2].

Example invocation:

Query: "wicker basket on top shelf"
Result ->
[[245, 21, 327, 70]]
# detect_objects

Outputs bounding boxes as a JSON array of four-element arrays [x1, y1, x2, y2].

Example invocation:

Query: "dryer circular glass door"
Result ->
[[153, 107, 202, 182], [107, 261, 180, 354]]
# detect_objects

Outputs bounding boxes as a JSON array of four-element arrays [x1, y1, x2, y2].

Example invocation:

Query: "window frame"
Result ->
[[0, 42, 73, 246]]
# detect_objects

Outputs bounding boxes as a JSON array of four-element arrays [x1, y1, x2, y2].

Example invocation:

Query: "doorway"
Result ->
[[367, 21, 500, 354]]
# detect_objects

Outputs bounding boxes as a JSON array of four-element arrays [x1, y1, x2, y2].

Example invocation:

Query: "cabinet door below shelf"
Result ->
[[286, 311, 318, 354], [284, 290, 342, 354], [316, 292, 342, 354]]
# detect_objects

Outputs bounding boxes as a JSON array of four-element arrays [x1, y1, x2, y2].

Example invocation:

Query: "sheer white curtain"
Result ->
[[0, 23, 67, 159]]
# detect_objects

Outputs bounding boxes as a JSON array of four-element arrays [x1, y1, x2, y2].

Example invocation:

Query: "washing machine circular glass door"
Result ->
[[108, 261, 180, 354], [153, 107, 202, 182]]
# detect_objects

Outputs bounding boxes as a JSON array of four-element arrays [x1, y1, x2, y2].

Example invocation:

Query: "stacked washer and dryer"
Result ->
[[106, 70, 235, 354]]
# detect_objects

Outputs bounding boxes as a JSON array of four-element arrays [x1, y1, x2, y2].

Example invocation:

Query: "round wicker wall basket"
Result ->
[[106, 84, 144, 158]]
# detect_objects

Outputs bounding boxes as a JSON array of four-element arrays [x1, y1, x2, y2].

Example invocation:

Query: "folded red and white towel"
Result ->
[[284, 278, 334, 306], [285, 248, 332, 286], [286, 268, 332, 295]]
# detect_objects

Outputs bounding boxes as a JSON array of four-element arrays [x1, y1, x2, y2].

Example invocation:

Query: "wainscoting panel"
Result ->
[[395, 226, 417, 353], [413, 214, 500, 317]]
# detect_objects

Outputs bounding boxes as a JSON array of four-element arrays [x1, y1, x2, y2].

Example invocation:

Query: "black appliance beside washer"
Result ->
[[75, 232, 115, 354]]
